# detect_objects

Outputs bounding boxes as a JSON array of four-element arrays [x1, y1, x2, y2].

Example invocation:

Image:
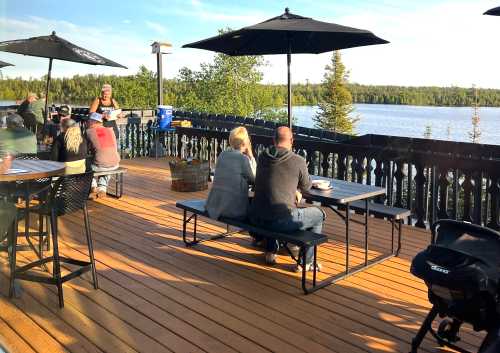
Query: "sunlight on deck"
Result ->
[[0, 157, 486, 353]]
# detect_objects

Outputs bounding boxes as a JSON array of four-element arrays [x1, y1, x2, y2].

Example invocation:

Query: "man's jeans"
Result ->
[[260, 207, 325, 264], [91, 165, 119, 191]]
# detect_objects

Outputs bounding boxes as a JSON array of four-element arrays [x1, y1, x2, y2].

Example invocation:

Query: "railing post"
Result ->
[[473, 171, 483, 225], [487, 172, 500, 230], [437, 166, 450, 219], [462, 171, 474, 223], [415, 162, 427, 228], [394, 160, 405, 208]]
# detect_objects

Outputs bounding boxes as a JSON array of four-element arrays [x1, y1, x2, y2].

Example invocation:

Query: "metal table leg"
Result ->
[[364, 199, 369, 266], [345, 201, 350, 275]]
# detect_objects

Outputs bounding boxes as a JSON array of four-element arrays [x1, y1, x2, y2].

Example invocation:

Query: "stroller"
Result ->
[[410, 220, 500, 353]]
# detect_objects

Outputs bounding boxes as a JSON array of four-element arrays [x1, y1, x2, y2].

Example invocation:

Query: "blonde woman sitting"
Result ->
[[51, 119, 88, 174], [206, 127, 256, 220]]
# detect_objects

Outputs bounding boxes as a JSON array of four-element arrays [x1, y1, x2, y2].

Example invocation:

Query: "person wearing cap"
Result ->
[[89, 84, 121, 141], [42, 104, 71, 145], [51, 118, 88, 174], [86, 112, 120, 197], [0, 113, 37, 155], [57, 104, 72, 122]]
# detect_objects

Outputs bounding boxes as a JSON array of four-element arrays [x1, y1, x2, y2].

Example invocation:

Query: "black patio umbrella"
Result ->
[[484, 6, 500, 15], [183, 8, 389, 127], [0, 60, 13, 68], [0, 31, 127, 123]]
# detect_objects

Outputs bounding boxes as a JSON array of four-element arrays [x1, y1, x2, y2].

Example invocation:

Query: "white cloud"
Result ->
[[4, 0, 500, 90], [191, 0, 202, 8], [122, 19, 131, 24], [262, 0, 500, 88], [145, 21, 168, 36]]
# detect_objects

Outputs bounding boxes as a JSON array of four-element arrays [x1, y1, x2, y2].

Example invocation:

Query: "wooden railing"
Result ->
[[18, 105, 495, 231], [116, 114, 499, 231]]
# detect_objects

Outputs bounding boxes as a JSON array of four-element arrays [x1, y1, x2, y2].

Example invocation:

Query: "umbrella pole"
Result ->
[[287, 52, 292, 128], [44, 58, 53, 126]]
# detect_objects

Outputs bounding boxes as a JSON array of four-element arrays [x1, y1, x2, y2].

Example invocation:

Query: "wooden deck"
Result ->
[[0, 158, 486, 353]]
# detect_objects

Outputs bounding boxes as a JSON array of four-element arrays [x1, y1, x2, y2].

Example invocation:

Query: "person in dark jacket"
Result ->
[[249, 126, 325, 271], [0, 141, 17, 247], [51, 118, 87, 174]]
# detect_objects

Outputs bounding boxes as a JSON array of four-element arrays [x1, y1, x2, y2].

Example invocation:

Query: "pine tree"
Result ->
[[469, 85, 481, 143], [313, 51, 358, 135]]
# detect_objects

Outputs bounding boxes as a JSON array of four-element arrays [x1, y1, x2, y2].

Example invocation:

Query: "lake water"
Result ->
[[294, 104, 500, 145], [2, 100, 499, 145]]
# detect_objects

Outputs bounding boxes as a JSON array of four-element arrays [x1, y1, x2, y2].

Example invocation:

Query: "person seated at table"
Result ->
[[42, 104, 72, 145], [249, 126, 325, 271], [206, 127, 256, 220], [0, 114, 37, 155], [51, 118, 87, 174], [0, 142, 16, 246], [86, 112, 120, 198]]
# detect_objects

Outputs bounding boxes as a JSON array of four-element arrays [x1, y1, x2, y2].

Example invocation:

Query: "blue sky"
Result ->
[[2, 0, 500, 88]]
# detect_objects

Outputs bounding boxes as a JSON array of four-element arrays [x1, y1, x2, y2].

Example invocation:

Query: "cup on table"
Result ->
[[311, 179, 331, 190]]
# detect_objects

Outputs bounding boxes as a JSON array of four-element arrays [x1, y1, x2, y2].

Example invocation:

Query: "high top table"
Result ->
[[1, 159, 66, 281], [0, 160, 65, 182], [304, 176, 387, 283]]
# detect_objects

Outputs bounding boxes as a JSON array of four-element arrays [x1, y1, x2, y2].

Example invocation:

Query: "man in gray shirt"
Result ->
[[249, 126, 324, 271]]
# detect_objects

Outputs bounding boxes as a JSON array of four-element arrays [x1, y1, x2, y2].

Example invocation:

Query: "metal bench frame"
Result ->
[[93, 168, 127, 198], [178, 201, 328, 294]]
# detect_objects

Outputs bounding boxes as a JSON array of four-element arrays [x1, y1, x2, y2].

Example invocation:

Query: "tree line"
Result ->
[[3, 62, 500, 112]]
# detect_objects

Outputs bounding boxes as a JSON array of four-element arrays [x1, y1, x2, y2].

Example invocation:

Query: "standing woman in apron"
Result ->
[[89, 84, 121, 142]]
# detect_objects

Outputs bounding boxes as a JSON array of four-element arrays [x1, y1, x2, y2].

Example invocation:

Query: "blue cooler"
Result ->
[[157, 105, 173, 129]]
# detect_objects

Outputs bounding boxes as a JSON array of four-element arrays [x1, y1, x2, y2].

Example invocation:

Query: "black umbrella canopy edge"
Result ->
[[182, 8, 389, 127], [0, 60, 13, 68], [0, 31, 127, 125], [484, 6, 500, 16], [183, 8, 389, 54], [0, 31, 127, 68]]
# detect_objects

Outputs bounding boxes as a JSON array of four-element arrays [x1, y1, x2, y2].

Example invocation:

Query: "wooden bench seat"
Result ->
[[176, 199, 328, 294]]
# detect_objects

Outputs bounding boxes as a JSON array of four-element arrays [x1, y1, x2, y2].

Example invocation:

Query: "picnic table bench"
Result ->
[[348, 200, 411, 256], [176, 199, 328, 294], [93, 167, 127, 198]]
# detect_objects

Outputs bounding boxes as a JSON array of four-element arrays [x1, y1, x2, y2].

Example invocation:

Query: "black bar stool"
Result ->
[[9, 172, 98, 308]]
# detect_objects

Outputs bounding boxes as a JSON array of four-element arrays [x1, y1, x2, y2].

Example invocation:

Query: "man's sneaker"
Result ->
[[96, 187, 107, 198], [265, 252, 277, 265], [293, 262, 322, 273]]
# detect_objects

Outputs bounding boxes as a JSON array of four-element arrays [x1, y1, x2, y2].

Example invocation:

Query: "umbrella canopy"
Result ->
[[484, 6, 500, 16], [183, 8, 389, 126], [0, 31, 126, 123], [0, 60, 13, 68]]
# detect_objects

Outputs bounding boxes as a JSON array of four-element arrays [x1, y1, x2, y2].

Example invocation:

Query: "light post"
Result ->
[[151, 41, 172, 106]]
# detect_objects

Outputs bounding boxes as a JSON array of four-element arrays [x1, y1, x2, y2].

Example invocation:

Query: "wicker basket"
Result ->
[[169, 160, 209, 192]]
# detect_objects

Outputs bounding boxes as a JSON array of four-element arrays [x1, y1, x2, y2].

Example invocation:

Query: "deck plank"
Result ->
[[0, 157, 486, 353]]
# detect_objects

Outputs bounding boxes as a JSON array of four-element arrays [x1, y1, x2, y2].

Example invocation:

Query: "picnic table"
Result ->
[[304, 176, 389, 282]]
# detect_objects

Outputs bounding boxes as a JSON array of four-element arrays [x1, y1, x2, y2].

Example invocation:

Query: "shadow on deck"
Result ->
[[0, 157, 485, 353]]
